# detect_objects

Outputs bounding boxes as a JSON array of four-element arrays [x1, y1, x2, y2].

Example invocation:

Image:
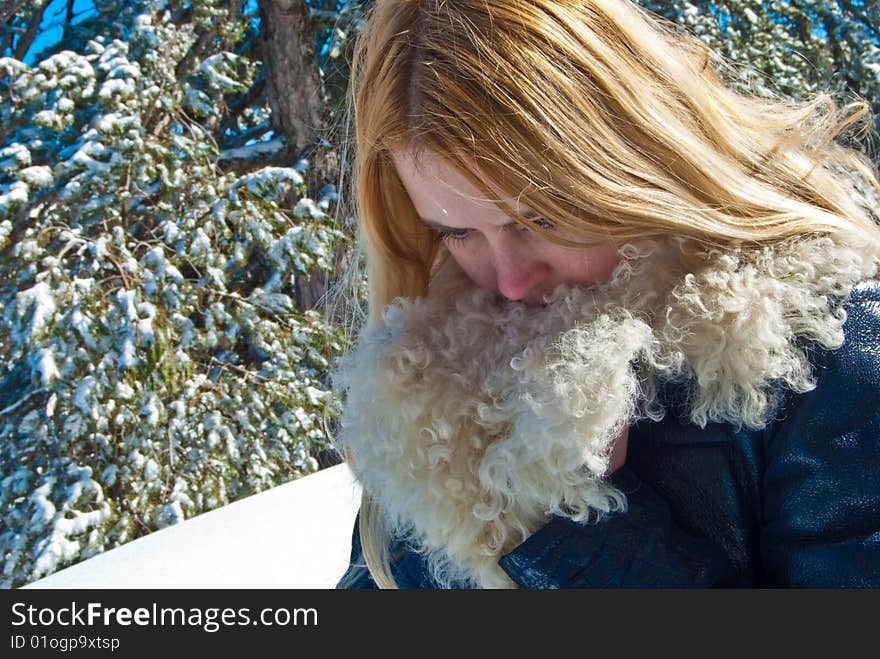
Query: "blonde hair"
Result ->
[[344, 0, 880, 587]]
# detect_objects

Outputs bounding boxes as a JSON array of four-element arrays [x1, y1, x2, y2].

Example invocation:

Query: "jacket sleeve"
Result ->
[[759, 282, 880, 587], [496, 466, 739, 588], [335, 513, 440, 589]]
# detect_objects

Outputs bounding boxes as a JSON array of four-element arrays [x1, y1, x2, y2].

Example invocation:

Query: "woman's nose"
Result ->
[[493, 240, 551, 302]]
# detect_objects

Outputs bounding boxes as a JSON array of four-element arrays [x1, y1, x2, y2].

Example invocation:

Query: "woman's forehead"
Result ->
[[391, 149, 534, 223]]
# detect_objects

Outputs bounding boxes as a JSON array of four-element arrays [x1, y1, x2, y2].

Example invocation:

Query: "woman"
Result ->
[[332, 0, 880, 588]]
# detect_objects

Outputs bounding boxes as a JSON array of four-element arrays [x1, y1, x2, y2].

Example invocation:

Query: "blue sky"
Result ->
[[25, 0, 98, 64], [23, 0, 262, 63]]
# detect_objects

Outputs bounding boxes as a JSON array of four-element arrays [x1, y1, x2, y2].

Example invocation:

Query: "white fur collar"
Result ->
[[333, 232, 878, 588]]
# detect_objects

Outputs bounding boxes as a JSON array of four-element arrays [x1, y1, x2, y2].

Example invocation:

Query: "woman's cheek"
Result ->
[[450, 248, 497, 293]]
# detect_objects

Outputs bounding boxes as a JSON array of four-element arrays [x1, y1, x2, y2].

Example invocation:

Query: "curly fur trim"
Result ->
[[333, 231, 879, 588]]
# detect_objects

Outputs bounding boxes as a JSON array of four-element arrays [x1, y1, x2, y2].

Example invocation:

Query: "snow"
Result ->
[[71, 308, 98, 350], [137, 301, 157, 343], [46, 392, 57, 417], [19, 165, 54, 188], [229, 167, 304, 203], [140, 396, 160, 426], [119, 333, 137, 368], [0, 143, 32, 170], [189, 227, 212, 258], [73, 376, 97, 416], [117, 289, 138, 322], [34, 109, 65, 129], [34, 347, 60, 385], [98, 77, 136, 100], [116, 381, 134, 400], [96, 112, 138, 133], [249, 289, 294, 313], [197, 53, 243, 92], [165, 263, 183, 283], [12, 281, 57, 343], [317, 183, 338, 208], [25, 464, 362, 588], [102, 465, 118, 487], [294, 197, 323, 219], [185, 87, 214, 116], [0, 181, 30, 213], [143, 459, 160, 480], [0, 57, 28, 77], [71, 142, 112, 173], [40, 50, 84, 75], [169, 400, 185, 417], [143, 245, 166, 272], [32, 536, 80, 580], [29, 481, 57, 526], [107, 62, 140, 81], [218, 138, 286, 161], [137, 317, 156, 343], [304, 385, 327, 406]]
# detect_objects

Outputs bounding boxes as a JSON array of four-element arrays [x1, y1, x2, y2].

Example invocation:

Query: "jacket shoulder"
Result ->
[[804, 278, 880, 427], [837, 279, 880, 373], [760, 279, 880, 586]]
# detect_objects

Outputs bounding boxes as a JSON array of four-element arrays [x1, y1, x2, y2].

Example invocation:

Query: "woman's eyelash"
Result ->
[[435, 228, 472, 243], [436, 218, 554, 244]]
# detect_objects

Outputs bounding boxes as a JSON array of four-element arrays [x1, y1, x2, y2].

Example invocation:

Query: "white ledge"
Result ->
[[25, 463, 362, 589]]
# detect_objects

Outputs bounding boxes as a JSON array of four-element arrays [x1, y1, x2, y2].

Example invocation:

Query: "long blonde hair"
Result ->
[[344, 0, 880, 588]]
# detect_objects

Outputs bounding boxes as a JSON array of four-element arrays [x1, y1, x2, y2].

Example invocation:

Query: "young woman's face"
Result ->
[[393, 150, 622, 306]]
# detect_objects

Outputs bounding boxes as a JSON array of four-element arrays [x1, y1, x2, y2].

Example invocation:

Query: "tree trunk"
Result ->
[[259, 0, 340, 311], [259, 0, 326, 157]]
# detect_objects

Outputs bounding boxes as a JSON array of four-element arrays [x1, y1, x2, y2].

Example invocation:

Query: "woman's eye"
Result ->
[[511, 218, 555, 233], [435, 218, 553, 244], [436, 228, 472, 243]]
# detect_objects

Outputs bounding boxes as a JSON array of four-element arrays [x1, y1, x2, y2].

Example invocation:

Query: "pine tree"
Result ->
[[640, 1, 879, 160], [0, 0, 355, 587]]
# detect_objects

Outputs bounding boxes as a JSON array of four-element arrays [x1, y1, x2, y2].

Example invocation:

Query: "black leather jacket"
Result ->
[[337, 279, 880, 588]]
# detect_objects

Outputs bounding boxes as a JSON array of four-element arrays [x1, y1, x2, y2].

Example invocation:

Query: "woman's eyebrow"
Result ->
[[418, 216, 454, 232]]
